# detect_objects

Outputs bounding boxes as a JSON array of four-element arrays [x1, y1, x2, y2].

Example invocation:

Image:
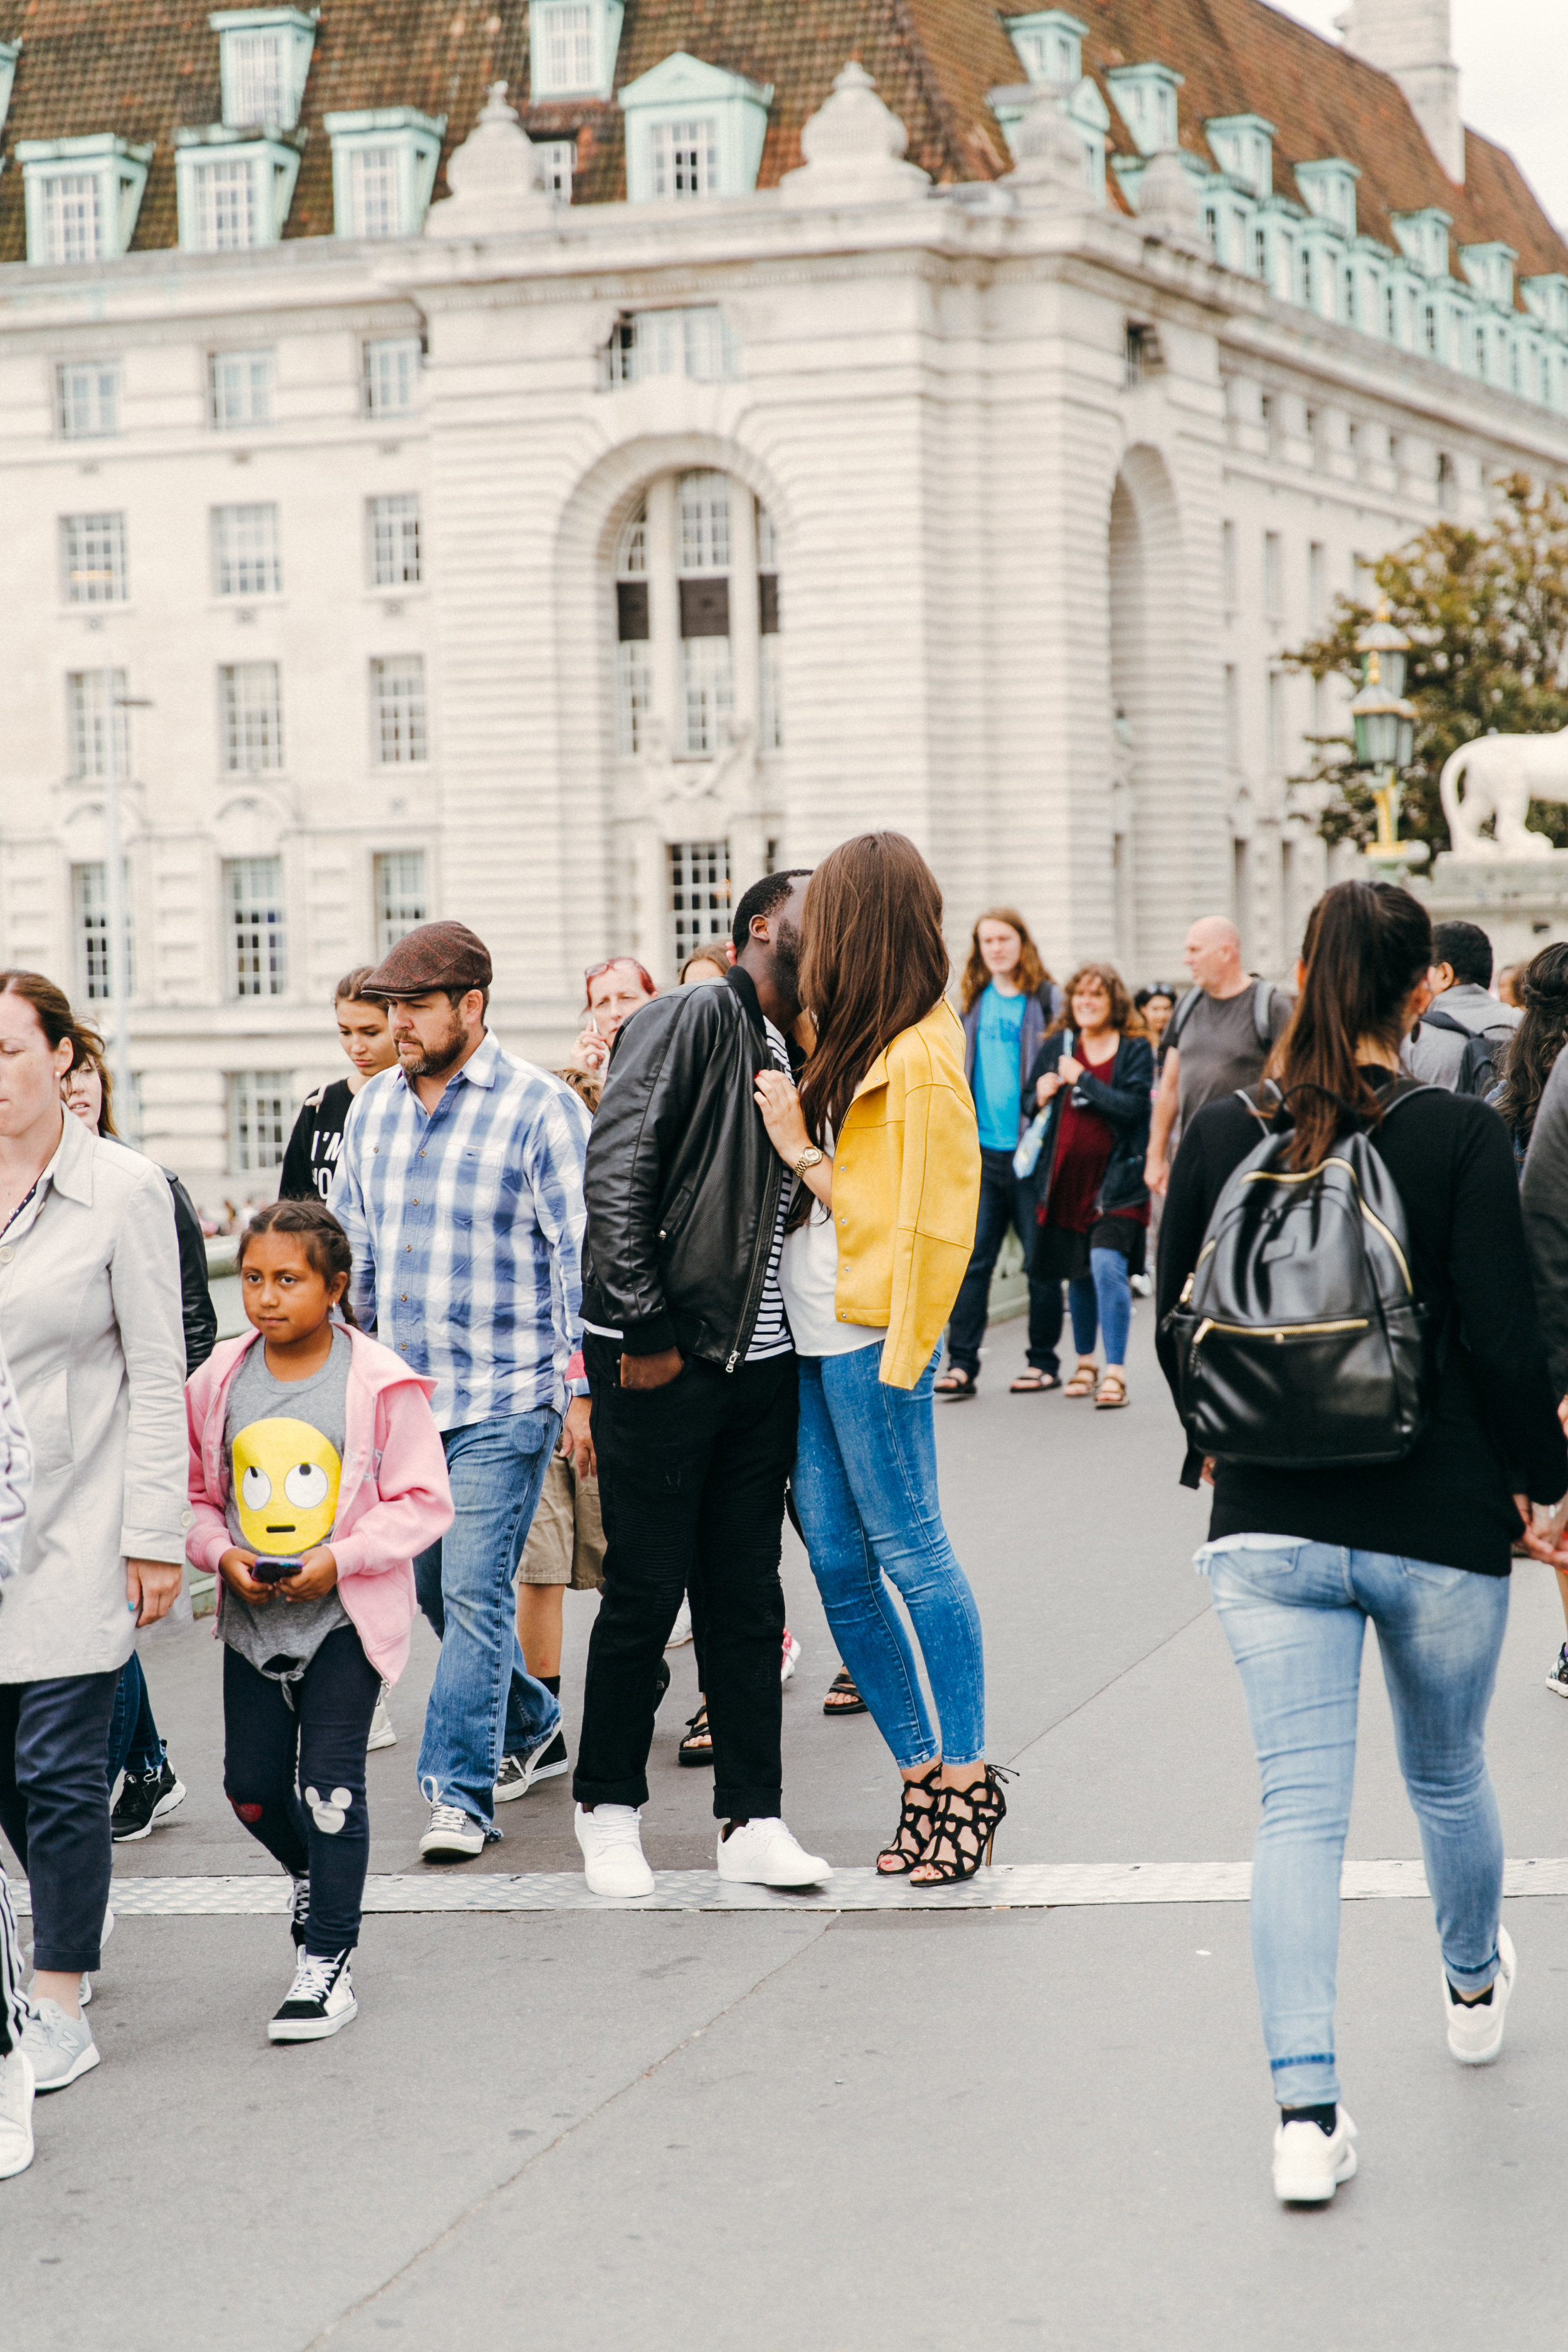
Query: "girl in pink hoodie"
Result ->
[[186, 1199, 452, 2045]]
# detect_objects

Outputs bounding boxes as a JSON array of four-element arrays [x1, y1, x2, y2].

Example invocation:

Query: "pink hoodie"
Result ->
[[186, 1325, 454, 1685]]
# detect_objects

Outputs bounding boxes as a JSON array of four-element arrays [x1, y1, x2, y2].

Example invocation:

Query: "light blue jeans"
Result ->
[[1068, 1248, 1131, 1366], [792, 1342, 985, 1769], [414, 1410, 563, 1831], [1207, 1539, 1510, 2108]]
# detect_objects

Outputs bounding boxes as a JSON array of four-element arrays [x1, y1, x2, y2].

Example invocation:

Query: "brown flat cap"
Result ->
[[363, 921, 493, 999]]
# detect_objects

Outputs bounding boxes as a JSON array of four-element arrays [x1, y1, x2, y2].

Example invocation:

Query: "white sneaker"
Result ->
[[1445, 1924, 1516, 2065], [665, 1598, 694, 1648], [716, 1817, 830, 1887], [575, 1803, 655, 1897], [418, 1802, 486, 1860], [1272, 2106, 1358, 2205], [268, 1949, 358, 2043], [19, 1999, 100, 2093], [0, 2048, 34, 2179], [367, 1692, 397, 1751], [781, 1631, 802, 1685]]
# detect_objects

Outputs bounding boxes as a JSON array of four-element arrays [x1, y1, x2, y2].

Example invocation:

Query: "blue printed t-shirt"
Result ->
[[973, 985, 1027, 1150]]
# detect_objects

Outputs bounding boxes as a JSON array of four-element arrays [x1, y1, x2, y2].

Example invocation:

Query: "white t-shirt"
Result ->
[[778, 1126, 885, 1359]]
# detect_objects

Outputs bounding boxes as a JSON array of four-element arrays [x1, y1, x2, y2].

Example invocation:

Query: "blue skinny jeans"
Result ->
[[1206, 1538, 1509, 2109], [1067, 1247, 1131, 1366], [792, 1342, 985, 1769]]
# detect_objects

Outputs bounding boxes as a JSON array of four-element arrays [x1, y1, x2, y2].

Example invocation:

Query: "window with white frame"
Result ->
[[370, 656, 428, 765], [615, 504, 652, 757], [19, 135, 152, 265], [620, 55, 772, 200], [40, 172, 102, 265], [66, 669, 129, 780], [56, 359, 121, 438], [225, 29, 287, 124], [1263, 529, 1283, 621], [364, 336, 421, 416], [225, 858, 287, 998], [220, 662, 284, 771], [229, 1070, 292, 1170], [348, 146, 400, 237], [649, 118, 718, 199], [191, 156, 257, 248], [374, 850, 428, 953], [1009, 12, 1083, 83], [209, 347, 274, 428], [326, 110, 445, 238], [537, 139, 576, 199], [73, 861, 135, 1002], [174, 129, 300, 249], [530, 0, 623, 98], [606, 305, 739, 386], [369, 493, 421, 588], [213, 503, 282, 597], [62, 512, 127, 605], [758, 504, 781, 753], [668, 840, 731, 967], [613, 472, 781, 768]]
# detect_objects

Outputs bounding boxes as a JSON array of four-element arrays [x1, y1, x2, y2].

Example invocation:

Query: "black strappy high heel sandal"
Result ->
[[910, 1765, 1012, 1885], [876, 1762, 943, 1875]]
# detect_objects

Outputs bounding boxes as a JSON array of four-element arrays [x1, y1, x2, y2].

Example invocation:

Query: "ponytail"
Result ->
[[1268, 880, 1432, 1171]]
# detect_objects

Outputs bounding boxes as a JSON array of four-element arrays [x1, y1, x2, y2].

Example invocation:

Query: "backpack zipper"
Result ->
[[1194, 1316, 1370, 1347]]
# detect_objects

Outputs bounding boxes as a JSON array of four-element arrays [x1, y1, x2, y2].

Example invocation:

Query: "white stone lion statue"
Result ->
[[1440, 729, 1568, 859]]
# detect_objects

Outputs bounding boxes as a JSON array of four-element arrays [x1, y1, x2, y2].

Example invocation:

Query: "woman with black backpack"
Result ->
[[1157, 879, 1568, 2208]]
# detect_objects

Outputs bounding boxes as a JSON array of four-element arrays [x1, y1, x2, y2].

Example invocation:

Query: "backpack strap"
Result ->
[[1253, 977, 1276, 1052], [1418, 1004, 1469, 1037], [1167, 988, 1202, 1051]]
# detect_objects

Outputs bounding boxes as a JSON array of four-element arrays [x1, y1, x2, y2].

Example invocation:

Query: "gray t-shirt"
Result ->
[[1175, 985, 1293, 1130], [220, 1328, 352, 1682]]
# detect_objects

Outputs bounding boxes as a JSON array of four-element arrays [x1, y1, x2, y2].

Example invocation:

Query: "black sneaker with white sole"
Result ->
[[110, 1756, 186, 1843], [268, 1949, 357, 2043], [1548, 1642, 1568, 1698]]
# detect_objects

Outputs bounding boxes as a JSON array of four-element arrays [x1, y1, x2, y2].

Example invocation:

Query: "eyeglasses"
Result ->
[[584, 958, 657, 994]]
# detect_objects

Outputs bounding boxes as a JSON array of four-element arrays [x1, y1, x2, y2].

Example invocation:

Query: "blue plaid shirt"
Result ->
[[329, 1034, 591, 1432]]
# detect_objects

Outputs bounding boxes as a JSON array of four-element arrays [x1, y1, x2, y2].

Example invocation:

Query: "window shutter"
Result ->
[[679, 576, 730, 638], [617, 580, 650, 641]]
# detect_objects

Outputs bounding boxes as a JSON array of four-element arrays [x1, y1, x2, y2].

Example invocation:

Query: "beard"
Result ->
[[397, 1005, 469, 1078], [771, 917, 803, 1009]]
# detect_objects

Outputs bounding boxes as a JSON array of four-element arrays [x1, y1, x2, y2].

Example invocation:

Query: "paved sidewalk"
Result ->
[[6, 1312, 1567, 2349]]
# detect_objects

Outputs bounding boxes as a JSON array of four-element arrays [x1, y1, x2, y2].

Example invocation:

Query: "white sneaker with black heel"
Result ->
[[269, 1949, 357, 2043], [1272, 2106, 1358, 2204], [1445, 1925, 1515, 2064]]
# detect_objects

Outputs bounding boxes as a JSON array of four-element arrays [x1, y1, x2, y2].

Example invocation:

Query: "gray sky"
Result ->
[[1269, 0, 1568, 232]]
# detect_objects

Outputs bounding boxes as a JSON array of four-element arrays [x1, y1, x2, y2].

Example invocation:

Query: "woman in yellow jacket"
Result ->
[[754, 834, 1004, 1883]]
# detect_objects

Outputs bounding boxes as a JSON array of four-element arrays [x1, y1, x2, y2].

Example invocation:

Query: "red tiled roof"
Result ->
[[0, 0, 1560, 289]]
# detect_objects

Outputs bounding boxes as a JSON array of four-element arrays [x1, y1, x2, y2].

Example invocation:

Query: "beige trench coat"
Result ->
[[0, 1111, 189, 1683]]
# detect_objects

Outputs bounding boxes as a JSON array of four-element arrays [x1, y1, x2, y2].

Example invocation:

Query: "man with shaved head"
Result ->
[[1144, 917, 1292, 1196]]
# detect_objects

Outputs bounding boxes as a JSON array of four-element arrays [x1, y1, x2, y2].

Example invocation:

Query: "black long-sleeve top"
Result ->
[[1155, 1073, 1568, 1576]]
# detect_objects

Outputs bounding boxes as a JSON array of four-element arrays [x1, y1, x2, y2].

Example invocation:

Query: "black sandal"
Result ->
[[677, 1703, 713, 1768], [822, 1668, 868, 1717], [933, 1367, 978, 1399], [910, 1765, 1012, 1885], [876, 1762, 943, 1875]]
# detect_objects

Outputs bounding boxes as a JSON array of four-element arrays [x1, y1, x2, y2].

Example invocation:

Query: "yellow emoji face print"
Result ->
[[232, 1417, 342, 1555]]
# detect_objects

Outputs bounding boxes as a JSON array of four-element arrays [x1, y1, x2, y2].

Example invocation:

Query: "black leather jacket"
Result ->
[[1019, 1030, 1155, 1245], [581, 967, 790, 1369], [166, 1168, 218, 1372]]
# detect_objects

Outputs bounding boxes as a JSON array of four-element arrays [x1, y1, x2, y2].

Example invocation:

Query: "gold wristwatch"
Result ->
[[792, 1145, 825, 1179]]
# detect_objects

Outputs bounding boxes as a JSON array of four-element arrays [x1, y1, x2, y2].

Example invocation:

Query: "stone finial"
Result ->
[[780, 61, 930, 208], [1005, 82, 1095, 213], [425, 82, 553, 237], [1133, 146, 1206, 253]]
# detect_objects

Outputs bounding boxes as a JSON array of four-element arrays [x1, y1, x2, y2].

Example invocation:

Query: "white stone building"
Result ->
[[1, 0, 1565, 1204]]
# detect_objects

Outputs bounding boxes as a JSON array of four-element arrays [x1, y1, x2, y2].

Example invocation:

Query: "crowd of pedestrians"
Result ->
[[3, 845, 1568, 2217]]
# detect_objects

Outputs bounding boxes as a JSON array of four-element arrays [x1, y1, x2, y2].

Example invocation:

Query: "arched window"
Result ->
[[613, 470, 781, 761]]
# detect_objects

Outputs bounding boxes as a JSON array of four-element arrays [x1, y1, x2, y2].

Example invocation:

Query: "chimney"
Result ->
[[1339, 0, 1463, 183]]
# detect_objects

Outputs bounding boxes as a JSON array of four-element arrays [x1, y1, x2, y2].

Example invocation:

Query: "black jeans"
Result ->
[[223, 1627, 381, 1957], [106, 1651, 165, 1788], [575, 1338, 798, 1820], [0, 1671, 117, 1974], [946, 1146, 1064, 1379]]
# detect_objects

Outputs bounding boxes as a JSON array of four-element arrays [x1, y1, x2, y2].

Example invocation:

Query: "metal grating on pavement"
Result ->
[[11, 1857, 1568, 1916]]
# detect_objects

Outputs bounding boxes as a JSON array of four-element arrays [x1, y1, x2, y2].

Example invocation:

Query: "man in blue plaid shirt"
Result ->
[[331, 922, 593, 1859]]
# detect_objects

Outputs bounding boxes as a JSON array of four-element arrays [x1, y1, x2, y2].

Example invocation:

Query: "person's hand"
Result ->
[[278, 1546, 339, 1602], [1057, 1054, 1084, 1086], [1517, 1491, 1568, 1567], [1200, 1456, 1216, 1488], [218, 1547, 272, 1606], [621, 1347, 683, 1391], [1145, 1153, 1169, 1198], [1557, 1394, 1568, 1436], [753, 1067, 812, 1167], [127, 1557, 182, 1627], [1034, 1071, 1062, 1108], [571, 1027, 610, 1077], [561, 1394, 596, 1481]]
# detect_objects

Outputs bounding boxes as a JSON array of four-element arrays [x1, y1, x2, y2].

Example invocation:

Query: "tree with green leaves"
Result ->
[[1287, 472, 1568, 852]]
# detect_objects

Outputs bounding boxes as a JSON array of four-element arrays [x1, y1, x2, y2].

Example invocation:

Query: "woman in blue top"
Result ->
[[939, 909, 1065, 1399]]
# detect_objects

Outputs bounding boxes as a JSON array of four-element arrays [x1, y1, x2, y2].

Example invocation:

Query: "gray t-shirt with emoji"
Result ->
[[219, 1331, 352, 1682]]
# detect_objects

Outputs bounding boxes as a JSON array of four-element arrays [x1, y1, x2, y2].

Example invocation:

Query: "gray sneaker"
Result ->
[[20, 2000, 100, 2093]]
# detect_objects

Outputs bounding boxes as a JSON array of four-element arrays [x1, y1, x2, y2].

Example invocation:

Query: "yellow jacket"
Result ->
[[831, 1000, 982, 1389]]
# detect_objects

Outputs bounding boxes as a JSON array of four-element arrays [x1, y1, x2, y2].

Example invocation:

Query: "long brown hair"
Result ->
[[1494, 940, 1568, 1147], [68, 1035, 120, 1138], [1049, 963, 1140, 1039], [797, 834, 950, 1145], [958, 908, 1050, 1014], [1267, 880, 1431, 1170]]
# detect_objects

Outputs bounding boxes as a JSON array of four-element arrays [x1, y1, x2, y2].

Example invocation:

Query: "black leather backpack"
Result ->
[[1160, 1083, 1441, 1469]]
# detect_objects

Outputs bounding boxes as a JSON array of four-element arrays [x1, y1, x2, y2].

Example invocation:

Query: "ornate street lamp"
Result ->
[[1350, 603, 1426, 869]]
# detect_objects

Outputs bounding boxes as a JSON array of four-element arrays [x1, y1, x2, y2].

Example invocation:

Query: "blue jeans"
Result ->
[[793, 1342, 985, 1769], [106, 1651, 165, 1789], [414, 1410, 563, 1831], [1207, 1539, 1510, 2109], [1067, 1248, 1131, 1367]]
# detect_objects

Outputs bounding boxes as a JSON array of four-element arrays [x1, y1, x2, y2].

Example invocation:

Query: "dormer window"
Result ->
[[1205, 114, 1273, 200], [1391, 207, 1451, 280], [1104, 63, 1182, 156], [325, 110, 445, 239], [1295, 159, 1359, 241], [1522, 275, 1568, 335], [1461, 241, 1517, 310], [530, 0, 624, 101], [18, 136, 153, 265], [210, 8, 317, 130], [620, 54, 773, 203], [0, 40, 19, 139], [1005, 9, 1086, 85], [174, 127, 301, 250]]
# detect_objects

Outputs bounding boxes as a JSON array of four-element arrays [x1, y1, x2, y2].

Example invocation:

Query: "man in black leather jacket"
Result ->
[[572, 871, 830, 1895]]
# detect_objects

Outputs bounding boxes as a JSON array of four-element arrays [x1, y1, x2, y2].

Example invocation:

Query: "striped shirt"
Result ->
[[746, 1018, 795, 1363], [329, 1033, 591, 1432]]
